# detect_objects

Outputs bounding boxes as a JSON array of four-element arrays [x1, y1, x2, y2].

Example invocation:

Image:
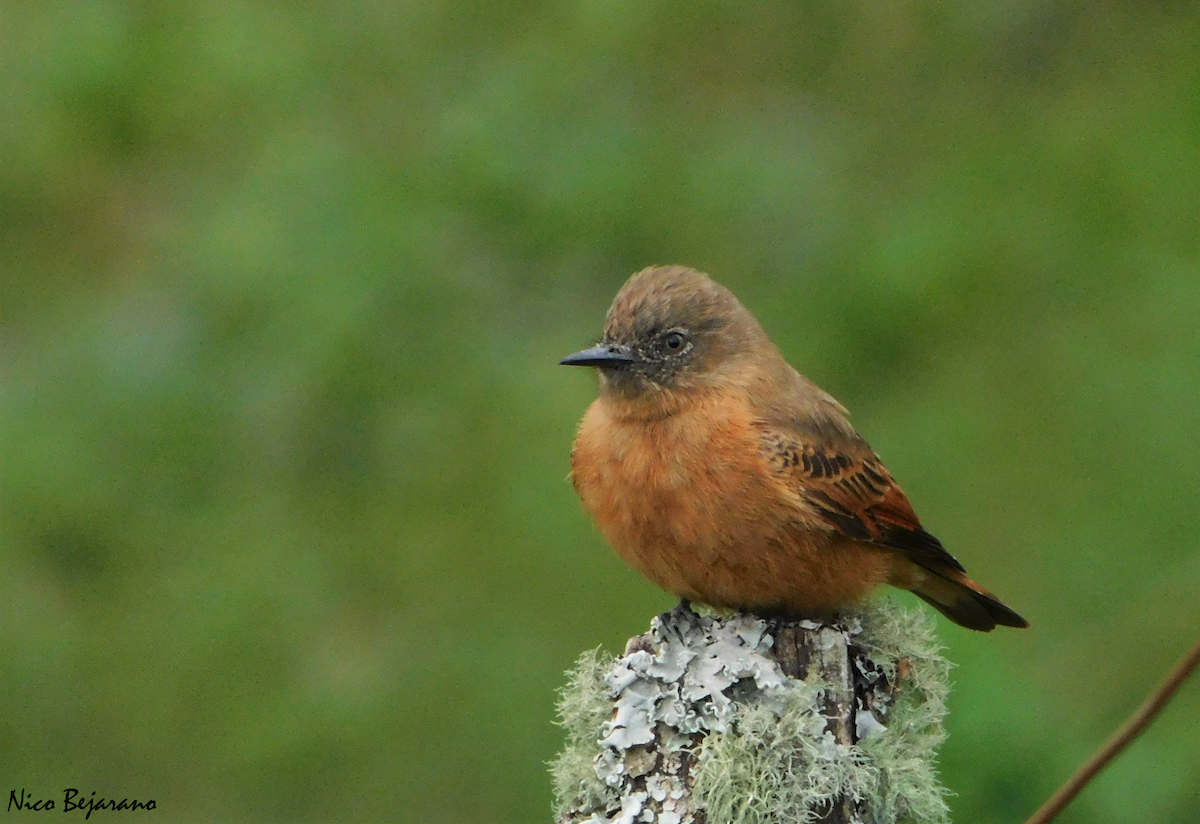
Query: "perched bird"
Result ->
[[562, 265, 1027, 631]]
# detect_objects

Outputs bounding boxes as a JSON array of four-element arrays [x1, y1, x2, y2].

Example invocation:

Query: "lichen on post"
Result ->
[[550, 598, 952, 824]]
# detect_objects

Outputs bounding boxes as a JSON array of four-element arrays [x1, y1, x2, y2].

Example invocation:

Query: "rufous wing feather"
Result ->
[[762, 432, 1028, 631]]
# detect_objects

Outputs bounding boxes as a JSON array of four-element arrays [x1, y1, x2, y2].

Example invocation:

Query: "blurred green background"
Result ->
[[2, 2, 1198, 822]]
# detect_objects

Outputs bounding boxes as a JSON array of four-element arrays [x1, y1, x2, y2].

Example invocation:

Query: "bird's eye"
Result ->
[[663, 332, 685, 351]]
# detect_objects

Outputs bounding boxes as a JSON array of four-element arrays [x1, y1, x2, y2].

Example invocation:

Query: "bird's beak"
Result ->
[[560, 343, 636, 368]]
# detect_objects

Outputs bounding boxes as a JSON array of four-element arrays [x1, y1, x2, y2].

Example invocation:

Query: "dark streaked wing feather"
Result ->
[[761, 432, 965, 574]]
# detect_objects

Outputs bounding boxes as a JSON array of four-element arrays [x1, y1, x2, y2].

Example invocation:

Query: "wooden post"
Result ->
[[771, 623, 858, 823], [551, 599, 951, 824]]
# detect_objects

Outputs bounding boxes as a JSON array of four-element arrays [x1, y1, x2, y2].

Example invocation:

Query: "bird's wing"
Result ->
[[759, 427, 965, 574]]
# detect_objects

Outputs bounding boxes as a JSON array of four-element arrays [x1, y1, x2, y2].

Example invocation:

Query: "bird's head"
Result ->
[[561, 266, 774, 413]]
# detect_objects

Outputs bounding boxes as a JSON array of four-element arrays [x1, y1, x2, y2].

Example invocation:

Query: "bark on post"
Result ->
[[551, 599, 952, 824], [771, 623, 863, 823]]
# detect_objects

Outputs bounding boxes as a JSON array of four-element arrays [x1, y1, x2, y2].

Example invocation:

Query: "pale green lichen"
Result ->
[[550, 599, 952, 824], [551, 647, 620, 816], [852, 601, 953, 824], [692, 681, 872, 824]]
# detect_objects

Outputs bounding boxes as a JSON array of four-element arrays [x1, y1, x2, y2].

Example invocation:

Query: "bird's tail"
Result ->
[[906, 564, 1029, 632]]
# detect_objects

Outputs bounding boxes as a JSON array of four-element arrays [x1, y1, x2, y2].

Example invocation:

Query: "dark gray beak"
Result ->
[[560, 343, 636, 367]]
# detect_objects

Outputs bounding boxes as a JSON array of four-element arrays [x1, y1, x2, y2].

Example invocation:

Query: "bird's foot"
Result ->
[[656, 599, 696, 636], [658, 598, 688, 621]]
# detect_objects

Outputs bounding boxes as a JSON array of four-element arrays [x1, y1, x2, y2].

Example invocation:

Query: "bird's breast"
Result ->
[[569, 393, 783, 596]]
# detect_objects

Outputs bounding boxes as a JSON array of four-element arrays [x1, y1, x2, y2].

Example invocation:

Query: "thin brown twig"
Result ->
[[1024, 632, 1200, 824]]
